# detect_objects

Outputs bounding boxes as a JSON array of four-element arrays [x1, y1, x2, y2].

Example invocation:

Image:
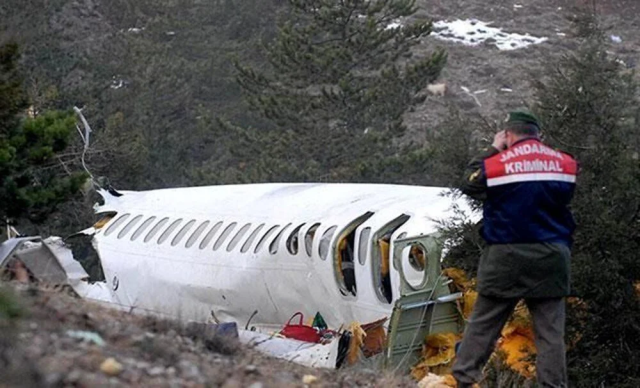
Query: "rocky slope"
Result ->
[[0, 284, 412, 388]]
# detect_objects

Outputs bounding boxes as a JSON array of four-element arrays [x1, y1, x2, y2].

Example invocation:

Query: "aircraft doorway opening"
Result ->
[[334, 212, 374, 297], [373, 214, 410, 303]]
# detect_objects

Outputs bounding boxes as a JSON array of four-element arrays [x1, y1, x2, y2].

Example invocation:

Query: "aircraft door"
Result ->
[[391, 234, 440, 295], [384, 233, 463, 373]]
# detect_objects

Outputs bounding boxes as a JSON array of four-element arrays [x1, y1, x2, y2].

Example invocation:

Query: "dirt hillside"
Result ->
[[0, 284, 412, 388], [406, 0, 639, 139]]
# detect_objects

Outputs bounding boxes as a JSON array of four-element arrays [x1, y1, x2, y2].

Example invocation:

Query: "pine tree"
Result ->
[[0, 43, 86, 227], [236, 0, 445, 134], [231, 0, 446, 181], [533, 13, 640, 387]]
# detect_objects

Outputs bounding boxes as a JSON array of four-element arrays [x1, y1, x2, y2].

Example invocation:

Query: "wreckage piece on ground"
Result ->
[[1, 183, 476, 373]]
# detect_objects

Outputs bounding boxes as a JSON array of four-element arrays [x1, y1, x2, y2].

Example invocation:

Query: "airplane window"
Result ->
[[241, 223, 265, 253], [269, 223, 292, 255], [286, 223, 306, 255], [158, 219, 183, 245], [227, 223, 252, 252], [104, 213, 130, 237], [318, 226, 337, 261], [172, 219, 196, 246], [131, 216, 157, 241], [199, 221, 223, 249], [409, 244, 427, 272], [118, 215, 143, 239], [144, 217, 169, 243], [358, 227, 371, 265], [186, 221, 210, 248], [254, 225, 280, 253], [304, 223, 321, 257], [213, 222, 237, 251], [400, 243, 428, 290]]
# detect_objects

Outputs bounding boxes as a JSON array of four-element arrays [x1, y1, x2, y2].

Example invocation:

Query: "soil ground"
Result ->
[[406, 0, 640, 140], [0, 284, 412, 388]]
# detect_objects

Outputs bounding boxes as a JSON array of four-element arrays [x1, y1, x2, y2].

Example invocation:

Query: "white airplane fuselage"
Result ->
[[88, 183, 470, 329]]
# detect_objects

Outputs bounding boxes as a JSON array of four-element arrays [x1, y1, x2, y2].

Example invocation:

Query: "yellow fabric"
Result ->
[[497, 302, 536, 378], [379, 239, 390, 277], [461, 290, 478, 320], [411, 333, 460, 380], [442, 268, 477, 320], [347, 321, 367, 365], [442, 268, 474, 291], [93, 215, 114, 230], [498, 327, 536, 378]]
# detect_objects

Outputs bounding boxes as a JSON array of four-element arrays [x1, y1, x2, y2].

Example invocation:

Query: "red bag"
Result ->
[[279, 312, 321, 343]]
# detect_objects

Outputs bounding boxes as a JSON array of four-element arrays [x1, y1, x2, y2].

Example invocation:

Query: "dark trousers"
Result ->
[[452, 294, 567, 388]]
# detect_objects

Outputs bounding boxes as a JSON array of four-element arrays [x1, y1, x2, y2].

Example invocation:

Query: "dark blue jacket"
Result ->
[[459, 138, 578, 298], [462, 138, 578, 246]]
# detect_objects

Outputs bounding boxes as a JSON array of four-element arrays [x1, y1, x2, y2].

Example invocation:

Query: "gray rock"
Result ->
[[65, 369, 82, 383], [221, 378, 243, 388], [120, 369, 141, 383], [177, 359, 201, 379], [45, 372, 64, 386], [136, 361, 151, 370], [147, 366, 166, 376]]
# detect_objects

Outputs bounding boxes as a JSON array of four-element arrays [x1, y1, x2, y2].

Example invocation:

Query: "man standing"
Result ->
[[452, 111, 577, 388]]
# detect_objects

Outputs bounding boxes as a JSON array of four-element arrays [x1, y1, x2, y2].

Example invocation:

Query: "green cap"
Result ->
[[506, 110, 541, 129]]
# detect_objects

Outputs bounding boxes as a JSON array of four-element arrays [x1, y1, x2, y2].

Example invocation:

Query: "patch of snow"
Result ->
[[514, 4, 523, 9], [166, 31, 176, 36], [127, 27, 144, 33], [557, 32, 566, 37], [385, 21, 402, 30], [610, 35, 622, 43], [500, 88, 513, 93], [433, 19, 548, 51]]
